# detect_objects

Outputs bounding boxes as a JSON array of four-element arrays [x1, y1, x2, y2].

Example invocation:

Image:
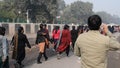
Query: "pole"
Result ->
[[18, 11, 21, 23], [27, 10, 29, 23]]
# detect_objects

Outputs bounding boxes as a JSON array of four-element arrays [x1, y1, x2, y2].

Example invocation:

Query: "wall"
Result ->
[[0, 23, 78, 44], [0, 23, 78, 35]]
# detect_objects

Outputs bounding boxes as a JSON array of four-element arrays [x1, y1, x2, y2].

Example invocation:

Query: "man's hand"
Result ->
[[101, 24, 108, 35]]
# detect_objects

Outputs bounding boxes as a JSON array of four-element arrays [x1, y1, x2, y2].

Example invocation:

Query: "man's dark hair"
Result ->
[[72, 26, 75, 30], [88, 15, 102, 30]]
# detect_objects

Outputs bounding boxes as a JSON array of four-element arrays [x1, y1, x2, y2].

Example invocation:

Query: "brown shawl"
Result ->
[[12, 33, 18, 60]]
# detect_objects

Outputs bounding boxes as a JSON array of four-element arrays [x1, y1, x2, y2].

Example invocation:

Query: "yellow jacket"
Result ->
[[74, 30, 120, 68]]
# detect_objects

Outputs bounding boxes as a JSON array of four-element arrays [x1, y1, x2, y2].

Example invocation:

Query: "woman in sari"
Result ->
[[57, 24, 71, 59]]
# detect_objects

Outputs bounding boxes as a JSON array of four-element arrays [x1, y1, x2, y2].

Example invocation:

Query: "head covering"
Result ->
[[39, 23, 44, 29], [18, 26, 24, 33], [64, 24, 69, 29]]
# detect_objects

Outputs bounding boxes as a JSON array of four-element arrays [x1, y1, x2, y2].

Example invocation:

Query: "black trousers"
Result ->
[[72, 40, 76, 50], [16, 55, 25, 65], [59, 45, 70, 56], [53, 39, 58, 50], [16, 50, 25, 65], [66, 45, 70, 56]]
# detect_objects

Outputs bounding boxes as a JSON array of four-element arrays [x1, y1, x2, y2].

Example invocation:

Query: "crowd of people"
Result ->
[[0, 15, 120, 68]]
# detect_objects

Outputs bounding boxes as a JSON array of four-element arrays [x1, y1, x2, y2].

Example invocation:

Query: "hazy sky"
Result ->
[[64, 0, 120, 17]]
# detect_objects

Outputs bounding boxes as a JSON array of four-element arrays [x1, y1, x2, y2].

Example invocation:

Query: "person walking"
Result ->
[[57, 24, 71, 59], [35, 24, 48, 64], [43, 24, 50, 48], [11, 26, 31, 68], [52, 26, 60, 51], [0, 27, 9, 68], [74, 15, 120, 68], [77, 25, 84, 36], [71, 26, 78, 50]]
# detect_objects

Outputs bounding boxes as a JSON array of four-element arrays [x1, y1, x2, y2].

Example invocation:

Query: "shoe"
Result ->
[[37, 61, 42, 64], [20, 64, 24, 68], [57, 57, 60, 60], [21, 64, 24, 67], [67, 55, 69, 57], [45, 57, 48, 61], [14, 63, 20, 68], [37, 52, 42, 64], [57, 54, 60, 60], [67, 54, 69, 57]]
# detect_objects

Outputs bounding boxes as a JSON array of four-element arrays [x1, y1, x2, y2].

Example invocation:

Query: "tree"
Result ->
[[57, 0, 66, 15], [0, 1, 17, 22], [16, 0, 57, 23], [0, 0, 58, 23], [59, 1, 93, 24], [96, 11, 120, 24]]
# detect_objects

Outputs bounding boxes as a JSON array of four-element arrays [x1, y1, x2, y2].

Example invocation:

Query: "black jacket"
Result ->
[[35, 29, 46, 44], [11, 33, 31, 60]]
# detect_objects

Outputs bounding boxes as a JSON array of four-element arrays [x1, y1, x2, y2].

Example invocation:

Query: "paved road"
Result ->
[[25, 53, 81, 68], [10, 45, 78, 68]]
